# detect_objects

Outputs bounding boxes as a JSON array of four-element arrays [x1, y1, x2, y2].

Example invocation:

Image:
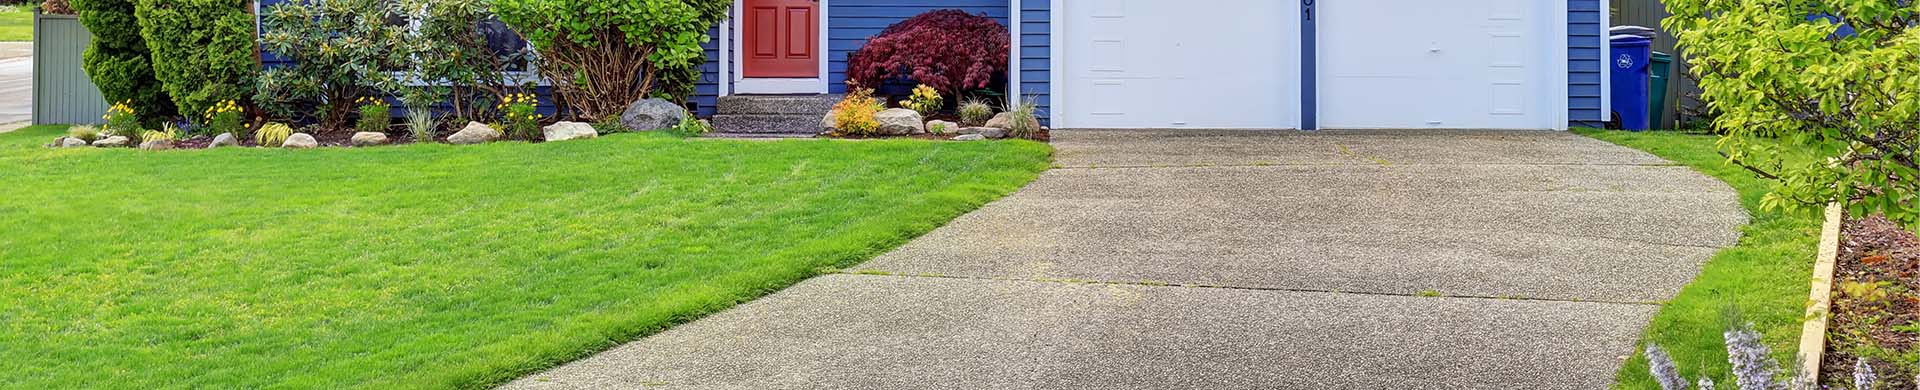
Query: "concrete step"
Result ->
[[717, 94, 841, 115], [711, 114, 822, 134]]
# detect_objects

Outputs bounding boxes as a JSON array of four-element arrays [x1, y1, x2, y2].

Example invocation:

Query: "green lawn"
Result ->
[[1575, 129, 1822, 389], [0, 125, 1054, 389], [0, 7, 28, 42]]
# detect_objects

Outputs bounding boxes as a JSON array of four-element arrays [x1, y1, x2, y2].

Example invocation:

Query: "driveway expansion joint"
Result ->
[[837, 270, 1667, 307]]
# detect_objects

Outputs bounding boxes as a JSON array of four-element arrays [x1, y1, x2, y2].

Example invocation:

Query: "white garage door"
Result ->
[[1318, 0, 1560, 129], [1059, 0, 1299, 129]]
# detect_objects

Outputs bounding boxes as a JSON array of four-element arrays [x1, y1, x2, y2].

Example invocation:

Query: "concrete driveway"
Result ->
[[0, 42, 33, 127], [504, 129, 1748, 389]]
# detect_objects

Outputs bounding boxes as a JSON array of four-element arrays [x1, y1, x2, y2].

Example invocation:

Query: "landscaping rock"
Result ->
[[282, 133, 319, 149], [952, 134, 986, 141], [985, 112, 1040, 131], [210, 133, 239, 148], [620, 98, 686, 132], [980, 127, 1009, 139], [820, 109, 841, 134], [874, 108, 924, 135], [927, 120, 959, 135], [92, 136, 129, 147], [138, 139, 174, 150], [449, 122, 502, 145], [52, 137, 88, 148], [351, 132, 390, 147], [543, 121, 599, 142]]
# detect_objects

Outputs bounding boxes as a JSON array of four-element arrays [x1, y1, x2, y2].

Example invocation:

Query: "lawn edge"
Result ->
[[1796, 202, 1844, 381]]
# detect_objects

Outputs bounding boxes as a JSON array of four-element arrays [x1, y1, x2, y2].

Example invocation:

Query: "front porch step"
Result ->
[[717, 94, 841, 115], [711, 114, 823, 134]]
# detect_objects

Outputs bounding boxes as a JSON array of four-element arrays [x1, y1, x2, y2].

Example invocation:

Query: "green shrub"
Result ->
[[899, 84, 943, 116], [958, 99, 993, 127], [665, 115, 711, 138], [490, 0, 729, 121], [355, 97, 391, 134], [71, 0, 175, 122], [134, 0, 256, 127], [256, 0, 406, 131]]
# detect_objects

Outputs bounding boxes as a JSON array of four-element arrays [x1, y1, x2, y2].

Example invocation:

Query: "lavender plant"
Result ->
[[1856, 358, 1877, 390], [1647, 344, 1689, 390], [1724, 324, 1787, 390]]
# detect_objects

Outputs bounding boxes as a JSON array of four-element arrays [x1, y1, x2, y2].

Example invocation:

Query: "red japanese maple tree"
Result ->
[[845, 10, 1010, 97]]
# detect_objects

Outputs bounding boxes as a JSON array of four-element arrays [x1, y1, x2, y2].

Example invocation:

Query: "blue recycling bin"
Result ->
[[1610, 35, 1653, 131]]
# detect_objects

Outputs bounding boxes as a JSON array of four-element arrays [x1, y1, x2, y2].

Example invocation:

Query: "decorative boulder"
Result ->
[[952, 134, 986, 141], [138, 139, 174, 150], [351, 132, 390, 147], [978, 127, 1010, 139], [448, 122, 501, 145], [874, 108, 924, 135], [543, 121, 599, 142], [820, 109, 840, 134], [282, 133, 319, 149], [926, 120, 958, 135], [620, 98, 686, 132], [92, 136, 129, 147], [53, 137, 88, 148], [210, 133, 239, 148], [985, 112, 1040, 131]]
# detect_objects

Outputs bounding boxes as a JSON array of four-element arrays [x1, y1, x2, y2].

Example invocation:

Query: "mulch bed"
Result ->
[[1822, 214, 1920, 386]]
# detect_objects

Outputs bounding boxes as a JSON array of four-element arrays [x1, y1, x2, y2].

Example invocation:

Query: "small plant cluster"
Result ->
[[1001, 95, 1042, 140], [102, 100, 142, 141], [900, 84, 943, 116], [356, 96, 392, 134], [958, 99, 994, 127], [254, 122, 292, 147], [845, 10, 1009, 98], [203, 99, 245, 137], [495, 92, 541, 141], [831, 88, 886, 136]]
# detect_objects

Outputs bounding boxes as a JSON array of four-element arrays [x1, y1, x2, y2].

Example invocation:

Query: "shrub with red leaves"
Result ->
[[845, 10, 1009, 97]]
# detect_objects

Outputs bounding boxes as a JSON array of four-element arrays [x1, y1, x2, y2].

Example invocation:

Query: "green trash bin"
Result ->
[[1650, 51, 1673, 129]]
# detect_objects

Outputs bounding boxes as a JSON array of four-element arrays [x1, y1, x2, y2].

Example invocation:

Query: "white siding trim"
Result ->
[[818, 0, 830, 93], [1008, 0, 1020, 96], [719, 19, 731, 97], [1552, 0, 1570, 130], [731, 1, 743, 83], [1599, 2, 1611, 122], [1048, 0, 1064, 128]]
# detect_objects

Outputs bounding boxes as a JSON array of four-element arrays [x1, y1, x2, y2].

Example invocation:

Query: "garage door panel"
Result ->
[[1320, 0, 1555, 130], [1062, 0, 1298, 129]]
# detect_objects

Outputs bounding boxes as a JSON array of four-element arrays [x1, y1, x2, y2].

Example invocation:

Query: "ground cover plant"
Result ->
[[1823, 215, 1920, 388], [1576, 129, 1824, 389], [0, 124, 1053, 389]]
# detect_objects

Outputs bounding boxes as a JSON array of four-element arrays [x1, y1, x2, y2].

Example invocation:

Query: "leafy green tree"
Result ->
[[134, 0, 257, 127], [490, 0, 730, 121], [1666, 1, 1920, 223], [70, 0, 175, 122], [390, 0, 531, 122]]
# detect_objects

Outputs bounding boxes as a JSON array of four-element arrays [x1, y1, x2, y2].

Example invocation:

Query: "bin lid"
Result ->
[[1609, 25, 1659, 38], [1610, 34, 1652, 44]]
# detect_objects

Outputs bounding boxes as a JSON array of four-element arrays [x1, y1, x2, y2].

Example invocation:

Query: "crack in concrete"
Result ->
[[838, 271, 1666, 307]]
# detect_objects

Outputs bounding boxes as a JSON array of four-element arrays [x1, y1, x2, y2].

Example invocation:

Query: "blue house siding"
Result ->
[[826, 0, 1009, 94], [1568, 0, 1605, 127], [1018, 0, 1049, 124], [692, 24, 723, 117]]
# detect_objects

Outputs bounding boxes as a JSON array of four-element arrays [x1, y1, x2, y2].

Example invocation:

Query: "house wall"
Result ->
[[1017, 0, 1048, 124], [1569, 0, 1606, 127]]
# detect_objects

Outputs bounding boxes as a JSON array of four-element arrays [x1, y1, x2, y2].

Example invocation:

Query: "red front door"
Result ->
[[743, 0, 820, 78]]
